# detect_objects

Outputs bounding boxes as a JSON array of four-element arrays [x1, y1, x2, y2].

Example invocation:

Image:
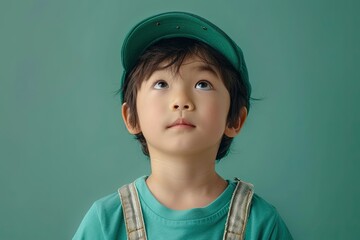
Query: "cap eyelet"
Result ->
[[156, 22, 161, 26], [202, 26, 207, 30], [176, 26, 180, 29]]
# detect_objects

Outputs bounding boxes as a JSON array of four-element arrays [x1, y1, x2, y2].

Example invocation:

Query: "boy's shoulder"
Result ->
[[251, 193, 279, 216], [91, 190, 123, 218], [247, 193, 293, 239], [79, 191, 124, 237], [93, 191, 121, 207]]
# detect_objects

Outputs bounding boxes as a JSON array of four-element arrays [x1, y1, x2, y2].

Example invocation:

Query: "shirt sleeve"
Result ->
[[268, 211, 293, 240], [72, 203, 106, 240], [245, 194, 293, 240]]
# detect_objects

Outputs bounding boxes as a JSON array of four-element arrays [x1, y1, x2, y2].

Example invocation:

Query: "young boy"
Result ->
[[73, 12, 293, 240]]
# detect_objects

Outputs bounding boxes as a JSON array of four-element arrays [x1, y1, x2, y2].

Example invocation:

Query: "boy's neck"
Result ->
[[145, 154, 228, 210]]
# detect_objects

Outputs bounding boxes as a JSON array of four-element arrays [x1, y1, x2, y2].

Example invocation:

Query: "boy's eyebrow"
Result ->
[[194, 63, 219, 77], [147, 62, 220, 80]]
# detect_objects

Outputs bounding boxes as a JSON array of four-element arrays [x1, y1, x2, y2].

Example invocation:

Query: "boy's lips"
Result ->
[[166, 118, 196, 128]]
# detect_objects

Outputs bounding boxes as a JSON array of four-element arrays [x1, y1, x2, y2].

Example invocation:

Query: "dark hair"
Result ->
[[119, 37, 251, 160]]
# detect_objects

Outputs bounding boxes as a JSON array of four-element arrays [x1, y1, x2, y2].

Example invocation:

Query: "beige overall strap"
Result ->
[[118, 182, 147, 240], [223, 178, 254, 240]]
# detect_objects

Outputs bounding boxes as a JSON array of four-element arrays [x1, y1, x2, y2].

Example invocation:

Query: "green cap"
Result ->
[[121, 11, 251, 96]]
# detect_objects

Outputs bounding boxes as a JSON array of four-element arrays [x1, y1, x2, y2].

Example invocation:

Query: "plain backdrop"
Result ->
[[1, 0, 359, 239]]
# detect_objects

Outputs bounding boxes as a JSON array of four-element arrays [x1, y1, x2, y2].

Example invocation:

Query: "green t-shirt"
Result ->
[[73, 176, 292, 240]]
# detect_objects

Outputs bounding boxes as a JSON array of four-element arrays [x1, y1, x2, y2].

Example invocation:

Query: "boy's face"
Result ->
[[123, 55, 242, 159]]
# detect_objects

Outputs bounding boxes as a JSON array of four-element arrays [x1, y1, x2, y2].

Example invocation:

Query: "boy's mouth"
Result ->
[[166, 118, 195, 128]]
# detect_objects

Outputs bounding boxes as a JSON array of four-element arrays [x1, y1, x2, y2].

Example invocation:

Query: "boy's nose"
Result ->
[[170, 87, 195, 111], [172, 103, 194, 111]]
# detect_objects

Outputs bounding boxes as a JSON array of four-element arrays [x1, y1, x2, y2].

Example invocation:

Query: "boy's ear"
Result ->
[[122, 102, 141, 134], [224, 106, 248, 138]]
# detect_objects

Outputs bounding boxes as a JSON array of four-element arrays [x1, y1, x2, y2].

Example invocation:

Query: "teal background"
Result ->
[[1, 0, 359, 239]]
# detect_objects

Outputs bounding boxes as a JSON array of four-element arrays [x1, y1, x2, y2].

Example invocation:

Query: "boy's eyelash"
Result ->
[[153, 80, 169, 89], [195, 80, 214, 89]]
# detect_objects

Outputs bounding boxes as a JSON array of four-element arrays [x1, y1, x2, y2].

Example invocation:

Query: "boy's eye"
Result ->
[[195, 80, 213, 90], [153, 80, 169, 89]]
